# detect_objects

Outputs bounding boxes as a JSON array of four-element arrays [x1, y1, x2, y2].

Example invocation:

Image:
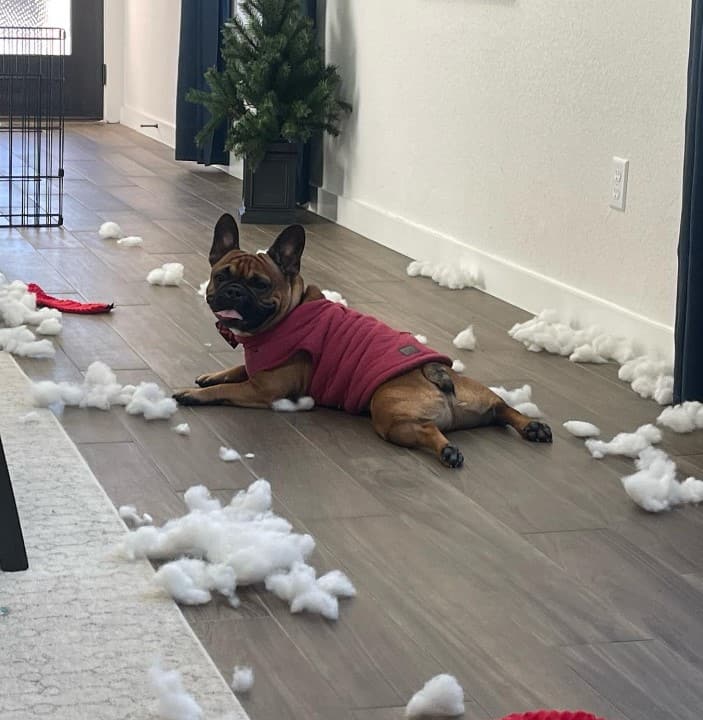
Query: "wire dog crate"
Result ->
[[0, 26, 65, 227]]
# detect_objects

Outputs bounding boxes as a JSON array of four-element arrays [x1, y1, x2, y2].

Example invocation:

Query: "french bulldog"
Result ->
[[173, 213, 552, 467]]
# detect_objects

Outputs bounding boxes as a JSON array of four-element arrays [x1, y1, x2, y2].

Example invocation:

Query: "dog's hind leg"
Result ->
[[492, 402, 553, 443], [373, 416, 464, 468]]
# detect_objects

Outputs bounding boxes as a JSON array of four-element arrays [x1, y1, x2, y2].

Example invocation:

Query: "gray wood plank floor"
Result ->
[[3, 122, 703, 720]]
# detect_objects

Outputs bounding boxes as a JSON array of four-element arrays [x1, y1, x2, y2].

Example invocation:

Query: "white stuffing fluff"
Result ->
[[35, 317, 62, 335], [407, 259, 478, 290], [451, 359, 465, 373], [452, 325, 476, 350], [30, 360, 176, 419], [118, 505, 153, 528], [125, 382, 178, 420], [219, 446, 241, 462], [563, 420, 601, 438], [405, 674, 465, 718], [271, 396, 315, 412], [508, 310, 674, 404], [197, 280, 209, 298], [321, 289, 348, 306], [265, 561, 356, 620], [19, 411, 40, 424], [98, 221, 122, 239], [231, 666, 254, 693], [414, 334, 428, 344], [147, 262, 185, 287], [585, 423, 662, 459], [116, 235, 143, 247], [0, 275, 61, 357], [173, 423, 191, 435], [244, 453, 255, 459], [622, 447, 703, 513], [657, 401, 703, 434], [153, 558, 237, 605], [513, 401, 542, 418], [149, 663, 203, 720], [120, 479, 353, 618], [488, 384, 544, 418]]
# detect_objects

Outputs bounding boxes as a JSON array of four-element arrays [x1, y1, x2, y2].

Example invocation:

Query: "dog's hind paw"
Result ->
[[523, 421, 553, 443], [440, 445, 464, 468]]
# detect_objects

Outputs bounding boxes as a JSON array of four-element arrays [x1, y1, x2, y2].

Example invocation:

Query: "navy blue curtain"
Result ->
[[674, 0, 703, 402], [175, 0, 229, 165]]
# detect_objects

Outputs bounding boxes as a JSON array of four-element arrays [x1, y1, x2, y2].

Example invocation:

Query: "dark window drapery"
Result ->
[[175, 0, 229, 165], [675, 0, 703, 402]]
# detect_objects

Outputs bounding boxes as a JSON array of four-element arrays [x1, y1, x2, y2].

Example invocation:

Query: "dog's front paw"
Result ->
[[523, 421, 553, 443], [173, 389, 205, 406], [195, 373, 217, 388], [440, 444, 464, 468]]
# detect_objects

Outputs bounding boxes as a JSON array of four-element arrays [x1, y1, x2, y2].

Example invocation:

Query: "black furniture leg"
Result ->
[[0, 435, 28, 572]]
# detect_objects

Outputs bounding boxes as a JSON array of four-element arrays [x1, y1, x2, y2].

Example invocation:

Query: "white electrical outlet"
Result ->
[[610, 156, 629, 211]]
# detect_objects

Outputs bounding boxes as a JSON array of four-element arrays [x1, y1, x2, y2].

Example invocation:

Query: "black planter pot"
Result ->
[[238, 142, 299, 224]]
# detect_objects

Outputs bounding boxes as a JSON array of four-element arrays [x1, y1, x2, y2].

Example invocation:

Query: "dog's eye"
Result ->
[[214, 272, 227, 283], [249, 276, 270, 290]]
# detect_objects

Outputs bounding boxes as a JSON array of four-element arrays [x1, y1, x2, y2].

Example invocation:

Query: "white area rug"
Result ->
[[0, 353, 249, 720]]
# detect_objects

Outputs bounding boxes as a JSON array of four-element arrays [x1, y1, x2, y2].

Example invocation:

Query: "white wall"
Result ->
[[116, 0, 181, 147], [314, 1, 691, 359]]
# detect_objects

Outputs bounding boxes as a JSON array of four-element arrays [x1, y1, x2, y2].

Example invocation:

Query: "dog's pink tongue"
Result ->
[[216, 309, 242, 320]]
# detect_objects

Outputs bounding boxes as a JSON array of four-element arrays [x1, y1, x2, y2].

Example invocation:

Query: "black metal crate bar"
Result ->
[[0, 26, 64, 227]]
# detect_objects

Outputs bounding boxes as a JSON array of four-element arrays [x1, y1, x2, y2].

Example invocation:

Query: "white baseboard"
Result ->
[[120, 105, 176, 149], [215, 152, 243, 180], [310, 188, 675, 362]]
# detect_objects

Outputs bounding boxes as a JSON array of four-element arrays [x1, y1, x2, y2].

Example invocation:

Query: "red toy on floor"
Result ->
[[27, 283, 113, 314], [500, 712, 605, 720]]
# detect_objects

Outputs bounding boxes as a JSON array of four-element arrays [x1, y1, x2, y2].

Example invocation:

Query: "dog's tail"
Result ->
[[422, 362, 455, 395]]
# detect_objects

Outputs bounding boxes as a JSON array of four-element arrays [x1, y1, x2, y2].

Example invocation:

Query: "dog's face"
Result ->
[[206, 213, 306, 335]]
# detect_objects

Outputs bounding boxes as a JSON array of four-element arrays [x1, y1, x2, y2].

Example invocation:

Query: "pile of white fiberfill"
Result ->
[[585, 423, 662, 459], [657, 400, 703, 433], [30, 360, 177, 419], [452, 325, 476, 351], [622, 447, 703, 513], [147, 263, 184, 287], [508, 310, 674, 405], [405, 674, 465, 718], [150, 663, 203, 720], [120, 480, 356, 619], [0, 274, 60, 358], [406, 259, 478, 290], [489, 383, 542, 418]]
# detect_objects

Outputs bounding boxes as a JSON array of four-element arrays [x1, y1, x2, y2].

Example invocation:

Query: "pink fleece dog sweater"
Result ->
[[216, 299, 451, 414]]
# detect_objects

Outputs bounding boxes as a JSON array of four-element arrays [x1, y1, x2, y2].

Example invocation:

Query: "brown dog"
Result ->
[[174, 214, 552, 467]]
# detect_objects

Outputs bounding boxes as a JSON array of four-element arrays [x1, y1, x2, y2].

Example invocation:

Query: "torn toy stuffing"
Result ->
[[231, 666, 254, 693], [622, 447, 703, 512], [585, 423, 662, 459], [219, 447, 241, 462], [563, 420, 601, 438], [153, 558, 237, 605], [414, 334, 428, 345], [98, 221, 122, 239], [509, 310, 673, 404], [271, 397, 315, 412], [149, 663, 203, 720], [116, 235, 143, 247], [452, 325, 476, 350], [147, 263, 185, 287], [405, 674, 465, 718], [406, 259, 478, 290], [657, 401, 703, 434], [120, 480, 354, 618], [451, 359, 465, 373], [173, 423, 191, 435], [488, 384, 543, 418], [118, 505, 153, 528], [30, 360, 176, 419]]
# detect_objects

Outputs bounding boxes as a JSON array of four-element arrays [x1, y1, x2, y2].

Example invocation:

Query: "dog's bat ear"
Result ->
[[209, 213, 240, 266], [267, 224, 306, 276]]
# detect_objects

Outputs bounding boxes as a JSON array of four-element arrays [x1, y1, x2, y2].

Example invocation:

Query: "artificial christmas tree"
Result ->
[[188, 0, 350, 223]]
